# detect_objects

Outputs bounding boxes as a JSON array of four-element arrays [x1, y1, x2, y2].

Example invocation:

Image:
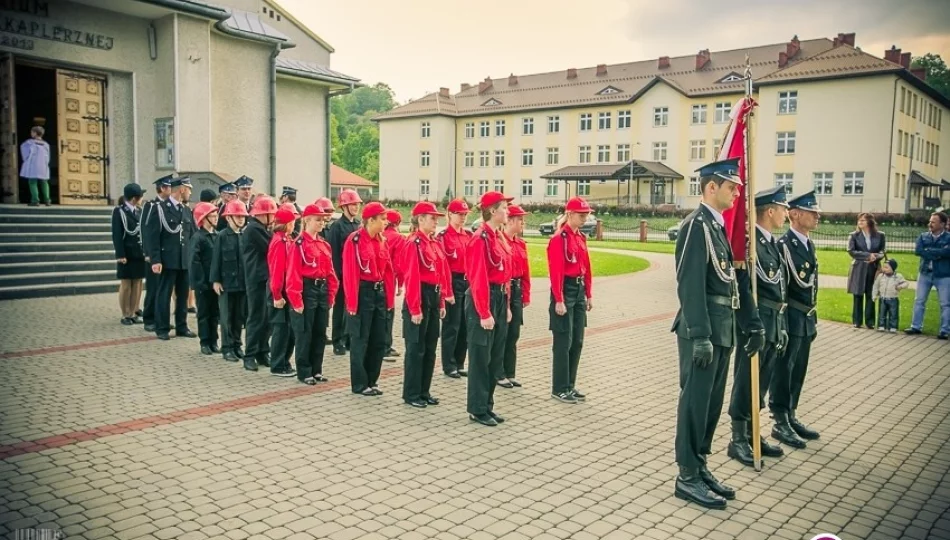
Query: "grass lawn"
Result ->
[[525, 244, 649, 278], [818, 288, 942, 336]]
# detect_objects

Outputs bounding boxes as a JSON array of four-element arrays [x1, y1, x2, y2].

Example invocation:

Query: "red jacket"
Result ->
[[466, 223, 512, 320], [438, 225, 472, 275], [402, 231, 452, 316], [505, 232, 531, 305], [383, 226, 407, 288], [342, 228, 394, 313], [547, 226, 593, 303], [286, 231, 339, 311], [267, 230, 292, 302]]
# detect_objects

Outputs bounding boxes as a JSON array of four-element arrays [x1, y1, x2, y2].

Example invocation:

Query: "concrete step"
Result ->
[[0, 269, 117, 288], [0, 279, 119, 300], [0, 260, 116, 275], [0, 222, 112, 233], [0, 241, 113, 253], [0, 204, 113, 216], [0, 232, 112, 243], [0, 250, 115, 263], [0, 213, 114, 224]]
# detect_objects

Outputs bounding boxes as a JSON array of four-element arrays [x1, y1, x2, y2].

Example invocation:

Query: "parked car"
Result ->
[[667, 220, 684, 241], [539, 214, 597, 236]]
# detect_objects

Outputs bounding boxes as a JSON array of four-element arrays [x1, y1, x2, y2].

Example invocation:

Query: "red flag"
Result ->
[[720, 96, 756, 261]]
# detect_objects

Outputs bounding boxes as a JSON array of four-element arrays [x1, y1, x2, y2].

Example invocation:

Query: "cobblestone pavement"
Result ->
[[1, 252, 949, 540]]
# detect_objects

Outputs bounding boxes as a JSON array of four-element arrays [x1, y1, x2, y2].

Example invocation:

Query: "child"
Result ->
[[189, 202, 220, 354], [873, 259, 908, 333], [20, 126, 51, 206], [212, 200, 249, 362]]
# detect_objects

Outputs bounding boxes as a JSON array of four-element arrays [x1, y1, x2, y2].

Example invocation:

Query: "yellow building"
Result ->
[[375, 33, 950, 214]]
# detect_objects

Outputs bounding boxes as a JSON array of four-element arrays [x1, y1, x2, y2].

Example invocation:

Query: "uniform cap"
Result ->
[[281, 186, 297, 197], [361, 201, 387, 220], [199, 189, 217, 203], [446, 199, 470, 213], [479, 191, 513, 209], [234, 175, 254, 188], [787, 190, 821, 212], [274, 207, 297, 225], [153, 174, 174, 187], [412, 201, 444, 217], [193, 202, 218, 225], [507, 204, 530, 217], [123, 183, 144, 200], [222, 200, 249, 217], [218, 182, 237, 194], [564, 197, 593, 213], [302, 203, 331, 218], [385, 209, 403, 226], [250, 196, 278, 216], [753, 185, 789, 208], [170, 176, 192, 188], [695, 157, 743, 185]]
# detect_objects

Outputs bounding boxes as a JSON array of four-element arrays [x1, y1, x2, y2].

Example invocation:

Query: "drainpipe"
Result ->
[[885, 76, 898, 214], [325, 91, 331, 198], [270, 43, 279, 195]]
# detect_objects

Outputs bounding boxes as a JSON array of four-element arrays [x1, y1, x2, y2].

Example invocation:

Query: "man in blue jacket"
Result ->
[[905, 212, 950, 339]]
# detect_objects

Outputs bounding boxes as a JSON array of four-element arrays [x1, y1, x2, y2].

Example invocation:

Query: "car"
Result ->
[[667, 220, 684, 241], [470, 218, 483, 232], [539, 213, 597, 236]]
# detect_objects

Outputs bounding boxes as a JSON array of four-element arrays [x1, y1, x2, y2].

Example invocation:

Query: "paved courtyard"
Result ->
[[1, 252, 949, 540]]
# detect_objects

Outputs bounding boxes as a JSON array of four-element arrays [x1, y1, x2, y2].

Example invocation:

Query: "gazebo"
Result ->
[[908, 170, 944, 211], [540, 160, 684, 207]]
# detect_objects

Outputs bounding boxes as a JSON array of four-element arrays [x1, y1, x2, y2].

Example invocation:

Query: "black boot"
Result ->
[[789, 411, 820, 440], [746, 424, 785, 458], [674, 466, 727, 509], [771, 411, 807, 449], [243, 357, 259, 371], [727, 420, 755, 467], [699, 465, 735, 500]]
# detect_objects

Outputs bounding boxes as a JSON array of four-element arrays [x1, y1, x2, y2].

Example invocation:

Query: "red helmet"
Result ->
[[385, 209, 403, 226], [301, 204, 331, 218], [280, 202, 300, 217], [361, 202, 387, 220], [193, 202, 218, 225], [274, 207, 297, 225], [411, 201, 444, 217], [314, 197, 335, 214], [250, 196, 277, 216], [221, 200, 249, 218], [338, 189, 363, 206]]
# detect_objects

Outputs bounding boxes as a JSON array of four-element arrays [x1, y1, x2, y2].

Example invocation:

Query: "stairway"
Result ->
[[0, 204, 119, 300]]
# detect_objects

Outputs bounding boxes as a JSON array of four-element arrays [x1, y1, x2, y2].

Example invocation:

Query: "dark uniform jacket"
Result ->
[[327, 215, 361, 277], [189, 228, 216, 291], [111, 204, 144, 260], [143, 198, 194, 270], [671, 204, 738, 348], [140, 197, 162, 260], [216, 202, 231, 231], [242, 217, 272, 284], [212, 227, 246, 291], [779, 229, 818, 337], [750, 227, 787, 344]]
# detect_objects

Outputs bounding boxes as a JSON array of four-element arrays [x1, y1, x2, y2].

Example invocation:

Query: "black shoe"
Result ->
[[300, 377, 317, 386], [200, 345, 212, 355], [187, 307, 197, 314], [469, 413, 497, 427], [271, 368, 296, 378], [257, 356, 271, 368], [509, 379, 522, 387], [699, 465, 735, 500], [458, 370, 468, 377], [144, 324, 156, 332], [131, 316, 143, 324], [571, 388, 586, 401], [176, 330, 198, 338], [497, 379, 514, 389], [223, 351, 239, 362], [135, 309, 143, 317], [406, 400, 427, 408], [904, 327, 922, 335], [333, 345, 346, 356], [156, 333, 170, 341], [674, 468, 727, 509], [121, 317, 134, 326], [234, 347, 244, 358], [386, 348, 400, 357], [772, 411, 807, 448], [727, 421, 755, 467], [424, 396, 440, 406], [789, 414, 820, 440], [488, 411, 505, 424], [445, 371, 461, 379], [243, 358, 258, 371], [760, 437, 785, 457], [210, 344, 221, 354], [552, 392, 577, 404], [372, 387, 383, 395], [866, 324, 874, 330], [938, 333, 949, 340]]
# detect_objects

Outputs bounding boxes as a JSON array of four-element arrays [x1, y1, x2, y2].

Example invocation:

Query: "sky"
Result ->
[[279, 0, 950, 103]]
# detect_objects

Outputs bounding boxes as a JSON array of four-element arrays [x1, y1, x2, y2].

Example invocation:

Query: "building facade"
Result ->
[[376, 33, 950, 214], [0, 0, 360, 206]]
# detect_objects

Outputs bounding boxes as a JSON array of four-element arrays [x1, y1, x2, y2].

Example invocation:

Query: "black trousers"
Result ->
[[349, 282, 388, 392], [770, 332, 815, 414], [852, 292, 875, 327], [143, 267, 157, 325], [332, 274, 349, 348], [290, 280, 330, 380], [498, 280, 524, 380], [155, 268, 189, 335], [195, 288, 220, 347], [728, 335, 778, 422], [441, 274, 469, 374], [269, 295, 295, 373], [675, 337, 732, 468], [385, 307, 395, 352], [402, 284, 441, 402], [466, 285, 509, 416], [244, 280, 270, 360], [219, 290, 246, 353], [550, 279, 587, 395]]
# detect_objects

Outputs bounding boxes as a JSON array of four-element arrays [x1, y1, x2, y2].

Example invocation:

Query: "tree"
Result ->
[[912, 53, 950, 99], [329, 82, 396, 182]]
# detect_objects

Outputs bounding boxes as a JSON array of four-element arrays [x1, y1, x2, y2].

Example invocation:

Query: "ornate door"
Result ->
[[0, 53, 15, 203], [56, 70, 108, 205]]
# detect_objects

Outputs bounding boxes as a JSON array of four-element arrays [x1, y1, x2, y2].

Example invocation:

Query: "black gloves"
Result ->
[[692, 338, 714, 368], [744, 331, 766, 355]]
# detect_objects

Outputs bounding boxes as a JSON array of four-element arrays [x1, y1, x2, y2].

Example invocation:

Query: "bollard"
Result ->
[[595, 219, 603, 241], [639, 220, 647, 243]]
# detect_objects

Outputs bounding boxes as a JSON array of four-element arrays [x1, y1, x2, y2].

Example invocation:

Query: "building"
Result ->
[[375, 33, 950, 214], [0, 0, 361, 207], [330, 163, 377, 201]]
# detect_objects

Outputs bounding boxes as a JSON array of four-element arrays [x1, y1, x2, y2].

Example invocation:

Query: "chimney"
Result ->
[[567, 67, 577, 79], [786, 35, 800, 59], [884, 45, 902, 65], [911, 67, 927, 81], [460, 82, 472, 92], [900, 52, 911, 69], [833, 36, 841, 47], [478, 76, 493, 94], [837, 32, 856, 47], [439, 87, 450, 98], [508, 73, 518, 86], [596, 64, 607, 76], [658, 56, 670, 69], [779, 51, 789, 69], [695, 49, 710, 70]]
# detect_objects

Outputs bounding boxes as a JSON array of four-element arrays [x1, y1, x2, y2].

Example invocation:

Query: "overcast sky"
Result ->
[[280, 0, 950, 103]]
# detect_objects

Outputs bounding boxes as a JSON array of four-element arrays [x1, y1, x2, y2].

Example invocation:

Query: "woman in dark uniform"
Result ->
[[111, 183, 147, 325], [498, 204, 531, 389]]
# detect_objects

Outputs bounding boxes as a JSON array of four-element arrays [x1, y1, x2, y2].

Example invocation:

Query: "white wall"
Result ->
[[276, 75, 327, 204]]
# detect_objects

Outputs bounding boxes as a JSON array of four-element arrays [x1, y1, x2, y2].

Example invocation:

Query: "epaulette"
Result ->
[[295, 237, 303, 245], [414, 237, 422, 245], [560, 230, 567, 238], [480, 230, 488, 240], [437, 229, 446, 237], [351, 233, 360, 243]]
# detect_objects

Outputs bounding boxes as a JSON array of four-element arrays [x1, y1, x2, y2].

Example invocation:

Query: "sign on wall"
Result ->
[[154, 117, 175, 170]]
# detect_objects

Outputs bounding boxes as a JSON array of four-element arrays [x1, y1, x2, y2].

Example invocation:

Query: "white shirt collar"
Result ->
[[124, 201, 136, 212], [700, 203, 725, 227], [169, 195, 180, 207], [790, 226, 810, 249], [755, 224, 773, 242]]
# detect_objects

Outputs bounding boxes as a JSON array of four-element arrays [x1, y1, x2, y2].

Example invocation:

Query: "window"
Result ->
[[464, 151, 474, 168], [478, 179, 489, 195], [547, 147, 559, 165], [546, 179, 558, 197], [778, 91, 798, 114], [522, 149, 534, 166], [548, 115, 560, 133], [494, 179, 505, 192], [912, 94, 917, 118], [843, 171, 865, 195], [713, 139, 722, 154], [688, 176, 701, 196], [420, 151, 430, 167], [578, 145, 591, 164], [900, 88, 906, 113], [936, 145, 940, 166], [580, 113, 592, 131], [479, 151, 489, 167], [776, 131, 796, 155], [480, 121, 490, 137], [653, 107, 669, 127], [597, 145, 610, 163], [774, 173, 794, 194], [652, 142, 667, 161], [522, 117, 534, 135], [691, 105, 707, 125], [421, 122, 431, 138], [577, 180, 590, 196], [813, 172, 833, 195], [894, 172, 901, 199], [465, 122, 475, 138], [495, 120, 506, 137], [494, 150, 505, 167], [618, 110, 631, 129], [598, 112, 612, 130], [616, 144, 630, 162], [521, 179, 533, 197], [689, 140, 706, 161], [909, 135, 915, 160], [715, 102, 731, 123], [419, 180, 430, 196], [464, 180, 474, 196], [898, 129, 904, 156]]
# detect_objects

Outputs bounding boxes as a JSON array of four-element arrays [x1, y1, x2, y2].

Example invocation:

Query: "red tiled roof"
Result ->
[[330, 164, 376, 187]]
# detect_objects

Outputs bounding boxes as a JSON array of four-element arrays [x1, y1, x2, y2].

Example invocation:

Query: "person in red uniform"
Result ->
[[383, 209, 407, 361], [401, 201, 453, 408], [497, 204, 531, 389], [438, 198, 473, 378], [287, 203, 339, 385], [466, 191, 513, 426], [267, 205, 298, 378], [343, 201, 393, 396], [548, 197, 594, 403]]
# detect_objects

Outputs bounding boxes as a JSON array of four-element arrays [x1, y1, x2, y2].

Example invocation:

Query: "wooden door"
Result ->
[[56, 70, 108, 205], [0, 53, 15, 203]]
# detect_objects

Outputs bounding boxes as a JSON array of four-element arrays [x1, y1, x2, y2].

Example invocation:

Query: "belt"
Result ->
[[565, 275, 585, 285], [709, 294, 739, 310], [758, 298, 787, 314], [422, 282, 441, 294], [788, 299, 816, 316], [360, 280, 385, 291]]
